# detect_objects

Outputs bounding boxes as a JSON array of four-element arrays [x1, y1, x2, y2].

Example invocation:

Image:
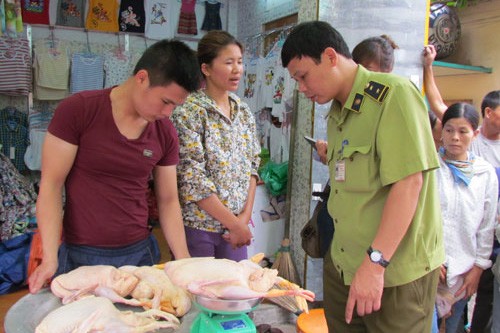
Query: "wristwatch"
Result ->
[[367, 246, 390, 268]]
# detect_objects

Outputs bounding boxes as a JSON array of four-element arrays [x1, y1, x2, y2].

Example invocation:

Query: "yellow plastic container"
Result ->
[[296, 308, 328, 333]]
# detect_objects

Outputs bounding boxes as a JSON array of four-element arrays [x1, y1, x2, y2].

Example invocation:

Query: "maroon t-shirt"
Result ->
[[48, 88, 179, 247]]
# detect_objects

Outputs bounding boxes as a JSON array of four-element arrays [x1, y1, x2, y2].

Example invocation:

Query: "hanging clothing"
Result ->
[[33, 40, 70, 100], [0, 0, 6, 36], [0, 107, 29, 172], [24, 108, 53, 171], [177, 0, 197, 35], [118, 0, 145, 33], [0, 37, 31, 96], [201, 0, 221, 31], [4, 0, 23, 38], [103, 49, 131, 88], [56, 0, 85, 28], [144, 0, 173, 40], [20, 0, 50, 25], [85, 0, 118, 32], [70, 52, 104, 93]]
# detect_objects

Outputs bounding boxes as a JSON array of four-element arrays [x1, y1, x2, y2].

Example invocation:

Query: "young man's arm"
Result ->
[[29, 133, 77, 293], [345, 171, 423, 323], [154, 165, 190, 260]]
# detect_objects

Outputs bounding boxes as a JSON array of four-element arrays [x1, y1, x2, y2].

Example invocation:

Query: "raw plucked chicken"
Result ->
[[35, 296, 179, 333], [163, 253, 315, 312]]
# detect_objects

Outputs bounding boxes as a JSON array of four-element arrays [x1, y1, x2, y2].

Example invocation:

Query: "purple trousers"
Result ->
[[184, 226, 247, 261]]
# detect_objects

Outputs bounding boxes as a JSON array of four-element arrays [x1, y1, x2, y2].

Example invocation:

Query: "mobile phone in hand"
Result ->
[[304, 135, 317, 150]]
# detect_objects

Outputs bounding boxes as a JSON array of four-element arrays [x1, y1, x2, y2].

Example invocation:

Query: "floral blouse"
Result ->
[[171, 90, 261, 232]]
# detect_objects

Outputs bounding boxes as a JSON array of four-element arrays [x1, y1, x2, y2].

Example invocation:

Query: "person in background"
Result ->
[[171, 30, 260, 261], [470, 91, 500, 333], [315, 34, 398, 163], [281, 21, 444, 332], [492, 171, 500, 333], [423, 43, 500, 331], [352, 34, 399, 73], [435, 103, 498, 333], [28, 39, 200, 294]]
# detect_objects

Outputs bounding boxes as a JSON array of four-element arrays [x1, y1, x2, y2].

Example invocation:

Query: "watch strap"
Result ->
[[367, 246, 390, 267]]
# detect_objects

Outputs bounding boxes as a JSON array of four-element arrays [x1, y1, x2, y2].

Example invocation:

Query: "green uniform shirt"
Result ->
[[327, 66, 445, 287]]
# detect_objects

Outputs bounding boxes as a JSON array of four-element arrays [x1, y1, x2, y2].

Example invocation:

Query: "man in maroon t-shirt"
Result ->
[[28, 40, 201, 294]]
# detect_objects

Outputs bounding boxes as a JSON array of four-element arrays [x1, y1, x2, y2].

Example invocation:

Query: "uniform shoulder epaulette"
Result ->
[[364, 80, 390, 103], [350, 93, 364, 112]]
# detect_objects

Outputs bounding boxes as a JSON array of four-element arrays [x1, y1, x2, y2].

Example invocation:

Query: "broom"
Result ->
[[267, 238, 307, 314], [271, 238, 300, 284]]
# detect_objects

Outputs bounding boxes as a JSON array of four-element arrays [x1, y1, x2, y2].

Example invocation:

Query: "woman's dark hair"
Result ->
[[352, 35, 399, 73], [442, 102, 480, 130], [481, 90, 500, 117], [133, 39, 200, 92], [197, 30, 243, 76]]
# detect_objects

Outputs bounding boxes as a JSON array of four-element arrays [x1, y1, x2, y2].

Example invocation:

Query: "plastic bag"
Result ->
[[258, 161, 288, 196]]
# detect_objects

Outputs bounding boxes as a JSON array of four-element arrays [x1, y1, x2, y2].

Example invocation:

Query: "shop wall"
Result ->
[[235, 0, 300, 39], [435, 0, 500, 111]]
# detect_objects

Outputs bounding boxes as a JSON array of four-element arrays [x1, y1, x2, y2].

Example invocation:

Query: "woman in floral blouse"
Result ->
[[171, 30, 261, 260]]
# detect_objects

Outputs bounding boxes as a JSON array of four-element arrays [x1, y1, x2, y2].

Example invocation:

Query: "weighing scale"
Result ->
[[190, 295, 261, 333]]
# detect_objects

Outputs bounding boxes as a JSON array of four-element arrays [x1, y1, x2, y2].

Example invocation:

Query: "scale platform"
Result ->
[[190, 295, 261, 333]]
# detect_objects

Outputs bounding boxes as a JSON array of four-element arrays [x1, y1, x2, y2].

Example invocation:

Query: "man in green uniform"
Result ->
[[281, 21, 445, 332]]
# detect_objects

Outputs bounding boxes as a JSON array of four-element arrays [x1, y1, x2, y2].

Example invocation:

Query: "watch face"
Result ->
[[370, 251, 382, 262]]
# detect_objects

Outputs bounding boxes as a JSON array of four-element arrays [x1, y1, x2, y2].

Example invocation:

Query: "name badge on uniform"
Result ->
[[335, 160, 345, 182]]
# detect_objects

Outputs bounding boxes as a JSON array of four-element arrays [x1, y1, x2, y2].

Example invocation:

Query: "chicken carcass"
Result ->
[[119, 265, 192, 317], [164, 254, 315, 313], [50, 265, 142, 306], [35, 296, 180, 333]]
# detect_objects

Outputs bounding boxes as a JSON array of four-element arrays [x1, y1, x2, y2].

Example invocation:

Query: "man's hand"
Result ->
[[315, 140, 328, 165], [345, 257, 385, 324], [28, 260, 58, 294]]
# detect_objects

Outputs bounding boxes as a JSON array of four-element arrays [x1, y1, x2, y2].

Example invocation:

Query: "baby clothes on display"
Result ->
[[3, 0, 23, 38], [0, 37, 31, 96], [20, 0, 50, 25], [240, 56, 262, 114], [270, 65, 293, 122], [56, 0, 84, 28], [85, 0, 118, 32], [144, 0, 173, 40], [24, 108, 52, 171], [119, 0, 145, 33], [201, 0, 221, 31], [33, 40, 70, 100], [0, 0, 6, 36], [104, 49, 131, 88], [70, 52, 104, 93], [0, 107, 29, 172], [177, 0, 197, 35]]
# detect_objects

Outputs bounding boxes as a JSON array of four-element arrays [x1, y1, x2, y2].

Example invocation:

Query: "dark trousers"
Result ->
[[55, 234, 161, 276], [470, 267, 493, 333]]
